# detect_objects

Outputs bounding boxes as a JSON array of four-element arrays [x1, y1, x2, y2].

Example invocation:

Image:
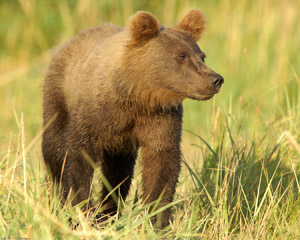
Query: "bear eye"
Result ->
[[177, 53, 187, 64], [200, 53, 206, 63]]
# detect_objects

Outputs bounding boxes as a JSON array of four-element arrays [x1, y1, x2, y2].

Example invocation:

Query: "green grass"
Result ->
[[1, 0, 300, 238]]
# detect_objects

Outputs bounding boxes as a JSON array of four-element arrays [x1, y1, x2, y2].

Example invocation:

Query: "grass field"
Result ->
[[1, 0, 300, 239]]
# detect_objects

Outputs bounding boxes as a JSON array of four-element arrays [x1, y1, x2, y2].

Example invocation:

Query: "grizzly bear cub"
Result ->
[[42, 10, 223, 227]]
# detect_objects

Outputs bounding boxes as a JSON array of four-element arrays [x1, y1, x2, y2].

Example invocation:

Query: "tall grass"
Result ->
[[0, 0, 300, 238]]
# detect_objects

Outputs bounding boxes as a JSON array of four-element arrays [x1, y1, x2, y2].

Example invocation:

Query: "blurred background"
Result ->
[[0, 0, 299, 156], [1, 0, 300, 237]]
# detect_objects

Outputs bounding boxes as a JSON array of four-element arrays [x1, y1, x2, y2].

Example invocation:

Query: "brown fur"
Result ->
[[129, 11, 159, 46], [42, 10, 223, 228], [177, 10, 206, 41]]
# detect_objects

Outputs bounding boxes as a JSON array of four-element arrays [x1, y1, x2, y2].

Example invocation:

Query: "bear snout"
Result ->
[[209, 74, 224, 89]]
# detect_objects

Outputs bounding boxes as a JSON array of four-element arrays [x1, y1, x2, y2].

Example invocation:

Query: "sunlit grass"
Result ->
[[0, 0, 300, 238]]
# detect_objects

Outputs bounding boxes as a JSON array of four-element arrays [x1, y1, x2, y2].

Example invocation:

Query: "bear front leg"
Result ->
[[98, 150, 137, 220], [136, 106, 183, 228], [142, 145, 181, 227]]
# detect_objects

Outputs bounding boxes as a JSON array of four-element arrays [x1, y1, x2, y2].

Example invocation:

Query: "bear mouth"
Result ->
[[172, 87, 217, 101], [189, 94, 215, 101], [188, 89, 217, 101]]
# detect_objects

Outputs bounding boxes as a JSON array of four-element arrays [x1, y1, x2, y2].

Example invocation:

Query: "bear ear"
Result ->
[[177, 10, 206, 41], [129, 11, 159, 45]]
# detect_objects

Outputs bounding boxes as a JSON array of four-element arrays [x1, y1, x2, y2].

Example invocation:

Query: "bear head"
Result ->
[[122, 10, 224, 107]]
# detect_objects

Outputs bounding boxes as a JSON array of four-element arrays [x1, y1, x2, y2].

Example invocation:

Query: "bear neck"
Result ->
[[114, 68, 183, 114], [113, 47, 184, 113]]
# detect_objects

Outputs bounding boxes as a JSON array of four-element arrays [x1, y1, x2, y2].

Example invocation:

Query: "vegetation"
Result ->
[[0, 0, 299, 238]]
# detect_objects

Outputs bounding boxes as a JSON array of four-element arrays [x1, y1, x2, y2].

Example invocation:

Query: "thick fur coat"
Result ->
[[42, 10, 223, 227]]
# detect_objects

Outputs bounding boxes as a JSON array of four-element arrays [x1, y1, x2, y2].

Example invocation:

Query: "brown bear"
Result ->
[[42, 10, 223, 227]]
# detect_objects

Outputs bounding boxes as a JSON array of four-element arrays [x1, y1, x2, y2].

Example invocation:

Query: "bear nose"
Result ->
[[210, 74, 224, 89]]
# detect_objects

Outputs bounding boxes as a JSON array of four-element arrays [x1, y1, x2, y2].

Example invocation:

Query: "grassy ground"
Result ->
[[1, 0, 300, 239]]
